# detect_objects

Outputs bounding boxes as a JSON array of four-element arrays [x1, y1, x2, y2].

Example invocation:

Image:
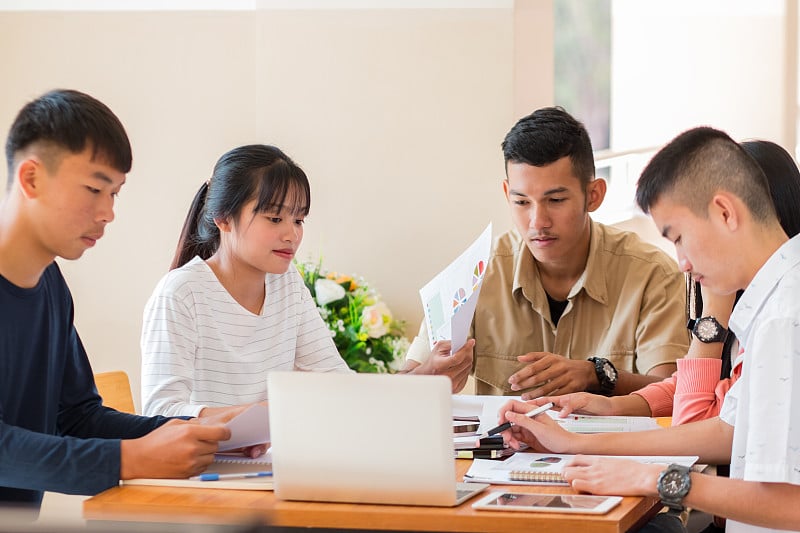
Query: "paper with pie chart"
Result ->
[[419, 223, 492, 353]]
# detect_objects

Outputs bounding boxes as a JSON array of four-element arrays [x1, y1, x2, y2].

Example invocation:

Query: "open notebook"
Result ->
[[268, 371, 489, 506], [123, 453, 273, 490], [464, 453, 699, 486]]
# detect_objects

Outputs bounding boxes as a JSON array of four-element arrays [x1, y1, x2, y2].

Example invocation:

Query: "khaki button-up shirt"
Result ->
[[406, 221, 689, 395]]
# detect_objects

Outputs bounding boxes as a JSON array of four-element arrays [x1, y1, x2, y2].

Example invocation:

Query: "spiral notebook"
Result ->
[[123, 452, 273, 490], [464, 453, 698, 486]]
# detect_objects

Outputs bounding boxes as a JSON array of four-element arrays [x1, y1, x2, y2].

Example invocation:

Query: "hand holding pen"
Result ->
[[477, 402, 554, 439]]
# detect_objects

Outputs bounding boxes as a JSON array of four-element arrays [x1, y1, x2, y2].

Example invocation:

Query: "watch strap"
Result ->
[[657, 463, 692, 512], [687, 316, 729, 343], [588, 357, 617, 395]]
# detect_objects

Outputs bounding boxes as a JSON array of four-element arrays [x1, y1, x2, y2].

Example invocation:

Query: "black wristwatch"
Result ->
[[657, 464, 692, 512], [587, 357, 617, 395], [687, 316, 729, 343]]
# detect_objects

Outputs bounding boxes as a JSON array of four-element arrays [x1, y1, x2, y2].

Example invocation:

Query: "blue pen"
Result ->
[[191, 471, 273, 482]]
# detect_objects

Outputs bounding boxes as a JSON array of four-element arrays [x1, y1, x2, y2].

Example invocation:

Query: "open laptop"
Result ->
[[267, 371, 489, 506]]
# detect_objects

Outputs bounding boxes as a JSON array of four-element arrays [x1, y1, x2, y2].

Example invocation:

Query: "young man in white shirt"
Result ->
[[496, 126, 800, 533]]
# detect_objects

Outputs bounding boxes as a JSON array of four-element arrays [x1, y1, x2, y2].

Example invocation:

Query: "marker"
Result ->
[[476, 402, 554, 439], [190, 471, 273, 482], [455, 449, 504, 459]]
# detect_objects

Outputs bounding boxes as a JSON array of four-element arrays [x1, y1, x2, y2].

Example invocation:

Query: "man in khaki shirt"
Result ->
[[403, 107, 688, 398]]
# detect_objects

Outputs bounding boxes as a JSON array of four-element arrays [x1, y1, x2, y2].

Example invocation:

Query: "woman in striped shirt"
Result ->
[[141, 145, 351, 419]]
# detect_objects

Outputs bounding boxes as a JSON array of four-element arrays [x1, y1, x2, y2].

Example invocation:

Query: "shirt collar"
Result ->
[[511, 219, 607, 305], [729, 234, 800, 337]]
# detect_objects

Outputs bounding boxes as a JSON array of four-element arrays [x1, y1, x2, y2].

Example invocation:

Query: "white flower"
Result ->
[[362, 301, 392, 338], [389, 337, 411, 372], [315, 278, 346, 306], [368, 357, 388, 373]]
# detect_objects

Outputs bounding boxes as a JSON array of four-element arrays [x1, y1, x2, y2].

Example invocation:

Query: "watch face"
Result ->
[[696, 318, 720, 340], [602, 363, 616, 380], [660, 470, 688, 498]]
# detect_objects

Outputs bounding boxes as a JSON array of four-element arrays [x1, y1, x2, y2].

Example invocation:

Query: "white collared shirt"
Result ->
[[720, 234, 800, 533]]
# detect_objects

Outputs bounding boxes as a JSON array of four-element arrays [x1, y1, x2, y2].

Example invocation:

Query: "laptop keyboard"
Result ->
[[456, 488, 475, 500]]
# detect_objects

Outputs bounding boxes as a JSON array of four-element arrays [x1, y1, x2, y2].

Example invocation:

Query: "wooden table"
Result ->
[[84, 460, 662, 533]]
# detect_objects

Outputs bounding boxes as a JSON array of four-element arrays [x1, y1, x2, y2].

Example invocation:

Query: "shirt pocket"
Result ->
[[597, 350, 635, 373]]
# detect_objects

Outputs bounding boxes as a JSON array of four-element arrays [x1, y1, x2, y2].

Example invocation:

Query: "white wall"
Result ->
[[0, 4, 550, 410], [611, 0, 793, 151]]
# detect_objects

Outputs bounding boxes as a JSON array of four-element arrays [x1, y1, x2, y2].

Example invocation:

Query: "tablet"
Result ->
[[471, 491, 622, 514]]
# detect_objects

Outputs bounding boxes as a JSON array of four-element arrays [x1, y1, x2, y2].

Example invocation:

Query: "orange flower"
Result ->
[[335, 275, 357, 291]]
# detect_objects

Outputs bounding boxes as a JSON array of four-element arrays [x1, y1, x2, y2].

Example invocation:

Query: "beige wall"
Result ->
[[0, 5, 549, 410]]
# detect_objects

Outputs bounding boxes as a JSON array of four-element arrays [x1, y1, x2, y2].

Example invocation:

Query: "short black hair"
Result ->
[[5, 89, 132, 186], [636, 127, 776, 224], [501, 106, 595, 188]]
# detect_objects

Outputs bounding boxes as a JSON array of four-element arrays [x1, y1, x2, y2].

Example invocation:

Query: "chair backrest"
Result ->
[[94, 370, 136, 414]]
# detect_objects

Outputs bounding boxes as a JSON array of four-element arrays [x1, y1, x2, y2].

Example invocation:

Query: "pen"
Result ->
[[476, 402, 554, 439], [190, 471, 273, 482]]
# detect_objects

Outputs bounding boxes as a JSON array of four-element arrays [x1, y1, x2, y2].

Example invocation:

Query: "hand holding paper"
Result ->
[[217, 403, 270, 452], [419, 223, 492, 354]]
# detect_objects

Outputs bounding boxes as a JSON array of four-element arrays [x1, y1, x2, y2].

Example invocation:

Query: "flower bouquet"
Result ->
[[295, 259, 409, 373]]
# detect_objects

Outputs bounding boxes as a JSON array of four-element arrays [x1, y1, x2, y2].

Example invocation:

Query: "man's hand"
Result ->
[[198, 403, 269, 458], [508, 352, 596, 400], [405, 339, 474, 393], [562, 455, 662, 496], [120, 418, 230, 480]]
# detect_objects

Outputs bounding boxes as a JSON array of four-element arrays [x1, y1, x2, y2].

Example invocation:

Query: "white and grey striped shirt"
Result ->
[[141, 256, 351, 417]]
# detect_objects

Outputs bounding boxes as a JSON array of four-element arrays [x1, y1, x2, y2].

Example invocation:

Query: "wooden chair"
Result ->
[[94, 370, 136, 414]]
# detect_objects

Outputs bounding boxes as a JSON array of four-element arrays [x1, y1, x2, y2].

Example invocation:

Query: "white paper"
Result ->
[[453, 394, 659, 435], [480, 396, 526, 433], [451, 395, 485, 420], [419, 223, 492, 352], [218, 403, 270, 452], [545, 411, 661, 433]]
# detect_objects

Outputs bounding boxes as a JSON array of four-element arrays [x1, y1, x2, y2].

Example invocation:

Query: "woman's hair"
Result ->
[[687, 139, 800, 378], [170, 144, 310, 270], [741, 140, 800, 237]]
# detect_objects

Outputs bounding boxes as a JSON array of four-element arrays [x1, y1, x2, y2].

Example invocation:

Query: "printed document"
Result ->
[[419, 223, 492, 353]]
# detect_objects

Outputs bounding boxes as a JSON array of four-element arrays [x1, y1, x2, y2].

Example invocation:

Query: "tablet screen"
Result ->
[[472, 492, 622, 514]]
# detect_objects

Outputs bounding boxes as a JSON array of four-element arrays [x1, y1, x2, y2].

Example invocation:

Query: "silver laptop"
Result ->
[[267, 371, 489, 506]]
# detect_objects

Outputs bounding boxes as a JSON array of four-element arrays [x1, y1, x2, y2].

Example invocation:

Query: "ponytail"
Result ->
[[169, 181, 219, 270]]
